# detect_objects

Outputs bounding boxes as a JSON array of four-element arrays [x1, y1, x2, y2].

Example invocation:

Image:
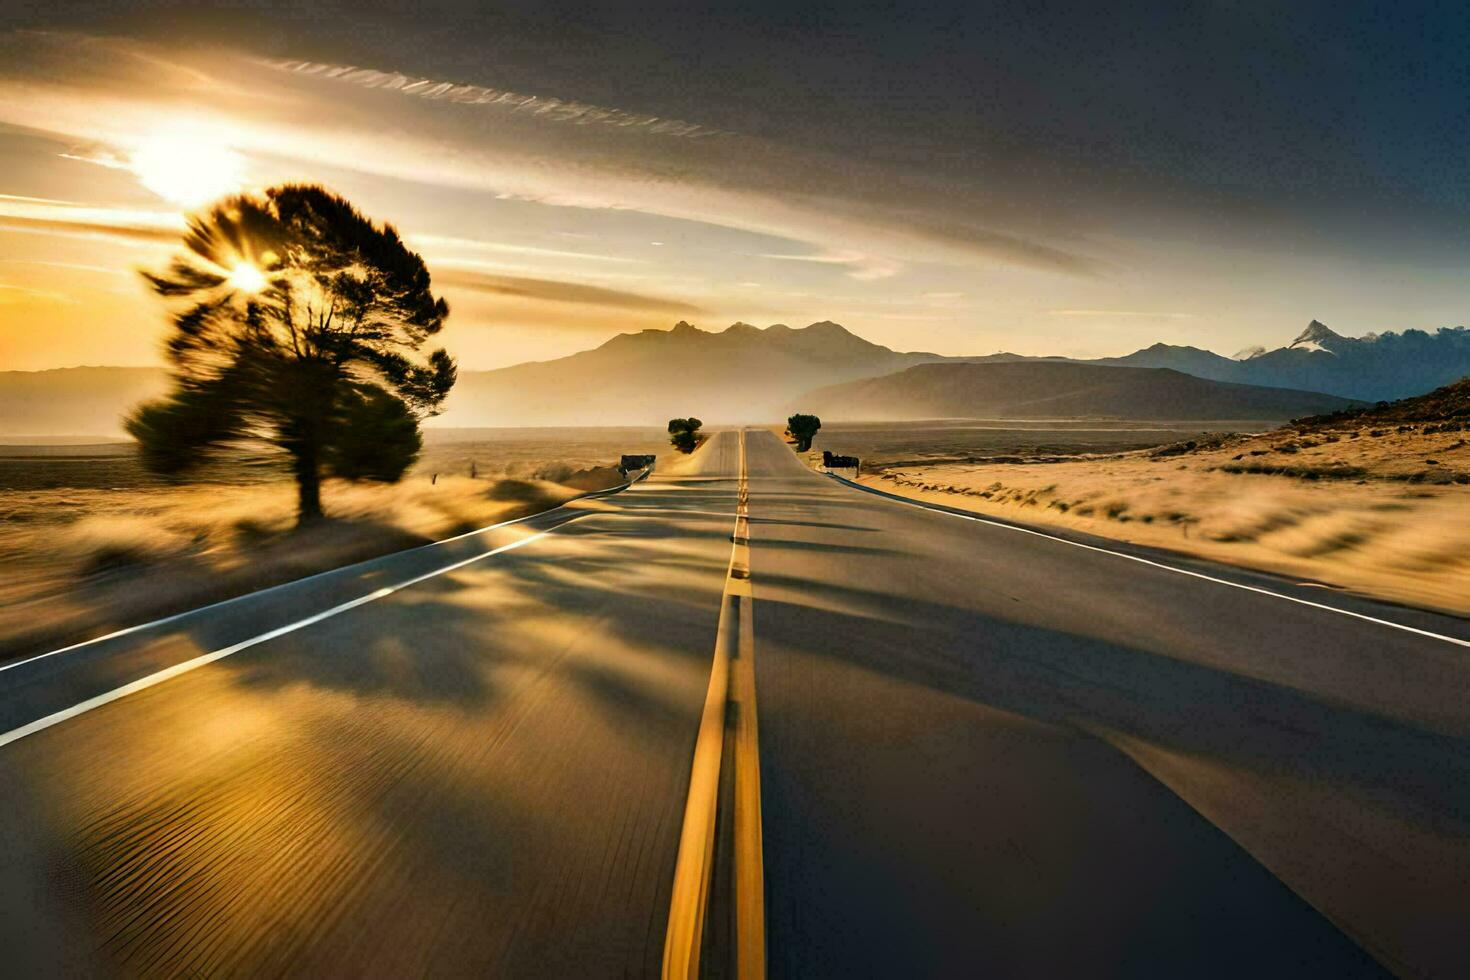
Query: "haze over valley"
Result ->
[[4, 317, 1459, 434], [799, 360, 1356, 422]]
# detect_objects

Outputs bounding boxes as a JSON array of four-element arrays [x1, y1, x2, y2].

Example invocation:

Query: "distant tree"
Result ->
[[668, 417, 703, 454], [127, 185, 456, 525], [786, 413, 821, 451]]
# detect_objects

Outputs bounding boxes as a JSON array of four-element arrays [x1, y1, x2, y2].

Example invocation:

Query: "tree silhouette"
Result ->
[[127, 185, 456, 524], [786, 413, 821, 451], [668, 417, 703, 453]]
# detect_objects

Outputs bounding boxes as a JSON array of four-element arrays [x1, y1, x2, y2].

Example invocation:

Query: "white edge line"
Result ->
[[2, 468, 651, 675], [827, 473, 1470, 649], [0, 514, 595, 750]]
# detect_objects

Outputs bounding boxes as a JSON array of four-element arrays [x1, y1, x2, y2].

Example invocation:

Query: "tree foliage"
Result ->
[[668, 417, 703, 454], [786, 413, 821, 451], [321, 384, 424, 482], [126, 185, 456, 523]]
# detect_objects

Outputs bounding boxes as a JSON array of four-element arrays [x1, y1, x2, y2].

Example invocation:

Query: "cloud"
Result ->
[[57, 147, 130, 170], [0, 194, 185, 246], [408, 233, 639, 266], [261, 59, 728, 139], [433, 268, 709, 316], [0, 192, 84, 206], [0, 190, 703, 320], [0, 195, 183, 245], [0, 30, 1102, 279], [0, 282, 78, 305], [1047, 309, 1196, 319], [759, 249, 902, 281], [0, 214, 182, 244]]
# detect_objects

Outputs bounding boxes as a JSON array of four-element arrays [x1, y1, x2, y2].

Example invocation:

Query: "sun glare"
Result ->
[[130, 129, 245, 208], [225, 261, 269, 294]]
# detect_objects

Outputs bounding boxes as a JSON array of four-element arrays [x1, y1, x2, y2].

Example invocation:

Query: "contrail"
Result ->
[[259, 58, 730, 140]]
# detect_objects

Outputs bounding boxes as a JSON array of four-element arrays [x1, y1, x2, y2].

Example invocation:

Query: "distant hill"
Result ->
[[1292, 376, 1470, 431], [444, 320, 946, 425], [795, 361, 1359, 421], [0, 322, 941, 434], [1089, 343, 1243, 378], [0, 367, 166, 438]]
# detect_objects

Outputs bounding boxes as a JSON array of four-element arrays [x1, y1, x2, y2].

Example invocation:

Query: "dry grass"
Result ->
[[793, 418, 1239, 469], [0, 426, 671, 659], [854, 424, 1470, 617], [0, 467, 625, 660]]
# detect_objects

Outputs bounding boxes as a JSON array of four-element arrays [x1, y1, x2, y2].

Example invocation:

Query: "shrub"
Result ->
[[668, 417, 703, 454], [786, 413, 822, 452]]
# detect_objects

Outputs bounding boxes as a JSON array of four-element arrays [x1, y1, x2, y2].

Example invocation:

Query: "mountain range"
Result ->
[[444, 320, 941, 427], [0, 321, 936, 435], [985, 321, 1470, 402], [799, 361, 1357, 422], [1, 318, 1463, 435]]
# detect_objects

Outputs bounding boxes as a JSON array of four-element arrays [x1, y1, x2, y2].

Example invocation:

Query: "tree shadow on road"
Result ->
[[208, 478, 740, 714]]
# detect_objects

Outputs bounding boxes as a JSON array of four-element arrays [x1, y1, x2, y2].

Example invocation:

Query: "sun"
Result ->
[[224, 261, 270, 294], [130, 128, 245, 208]]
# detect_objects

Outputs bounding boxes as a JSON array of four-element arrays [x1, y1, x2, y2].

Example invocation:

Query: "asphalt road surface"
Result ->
[[1, 429, 1466, 978]]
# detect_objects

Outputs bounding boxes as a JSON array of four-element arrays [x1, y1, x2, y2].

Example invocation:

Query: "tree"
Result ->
[[127, 185, 456, 524], [786, 413, 821, 451], [668, 417, 703, 454]]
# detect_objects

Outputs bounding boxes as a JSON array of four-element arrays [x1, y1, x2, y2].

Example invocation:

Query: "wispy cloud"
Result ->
[[0, 192, 85, 207], [57, 147, 129, 170], [759, 249, 902, 281], [0, 215, 183, 244], [1047, 309, 1196, 319], [0, 197, 184, 244], [0, 258, 132, 277], [261, 59, 728, 140], [409, 233, 639, 266], [433, 268, 708, 315], [0, 282, 78, 305]]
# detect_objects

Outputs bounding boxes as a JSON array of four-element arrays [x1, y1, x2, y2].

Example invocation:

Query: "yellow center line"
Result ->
[[663, 429, 766, 979], [731, 520, 765, 978]]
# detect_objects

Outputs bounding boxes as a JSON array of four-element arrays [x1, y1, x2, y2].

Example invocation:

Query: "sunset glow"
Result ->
[[0, 12, 1468, 375], [130, 129, 245, 208]]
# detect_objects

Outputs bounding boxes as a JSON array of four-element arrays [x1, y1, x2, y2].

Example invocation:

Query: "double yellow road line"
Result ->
[[663, 429, 766, 979]]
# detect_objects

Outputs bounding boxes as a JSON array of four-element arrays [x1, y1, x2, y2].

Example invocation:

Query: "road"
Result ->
[[1, 429, 1467, 977]]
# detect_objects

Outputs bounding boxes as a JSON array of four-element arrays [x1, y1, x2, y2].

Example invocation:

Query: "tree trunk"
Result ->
[[280, 360, 335, 527], [293, 437, 324, 526]]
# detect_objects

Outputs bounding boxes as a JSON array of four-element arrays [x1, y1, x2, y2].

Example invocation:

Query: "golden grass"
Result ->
[[854, 425, 1470, 616], [0, 467, 624, 659]]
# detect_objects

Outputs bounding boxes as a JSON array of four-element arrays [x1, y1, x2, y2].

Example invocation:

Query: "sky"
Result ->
[[2, 1, 1470, 371]]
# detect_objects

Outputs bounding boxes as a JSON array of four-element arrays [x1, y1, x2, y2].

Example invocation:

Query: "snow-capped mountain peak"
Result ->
[[1289, 320, 1345, 353]]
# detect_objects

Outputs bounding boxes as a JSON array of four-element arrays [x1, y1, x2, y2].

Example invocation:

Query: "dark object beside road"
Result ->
[[823, 451, 860, 473], [619, 454, 657, 475]]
